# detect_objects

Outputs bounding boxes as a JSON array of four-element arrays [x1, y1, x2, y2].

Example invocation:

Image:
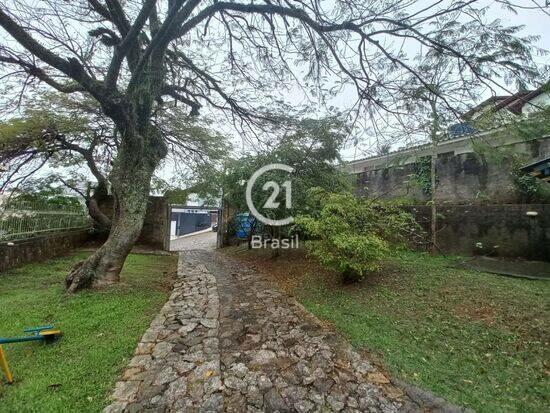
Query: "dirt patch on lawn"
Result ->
[[225, 246, 324, 292], [453, 302, 497, 326], [224, 246, 406, 295]]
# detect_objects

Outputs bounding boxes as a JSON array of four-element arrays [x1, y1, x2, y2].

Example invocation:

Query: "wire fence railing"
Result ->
[[0, 198, 92, 242]]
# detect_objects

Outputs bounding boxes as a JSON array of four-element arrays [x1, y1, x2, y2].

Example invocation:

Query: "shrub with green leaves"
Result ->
[[296, 189, 422, 282]]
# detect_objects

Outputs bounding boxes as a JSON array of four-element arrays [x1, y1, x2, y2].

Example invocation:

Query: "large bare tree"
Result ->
[[0, 0, 542, 291]]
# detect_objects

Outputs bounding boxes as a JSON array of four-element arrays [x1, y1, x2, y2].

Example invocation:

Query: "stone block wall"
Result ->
[[0, 229, 90, 273], [98, 196, 169, 250], [406, 204, 550, 260], [353, 136, 550, 204], [140, 197, 169, 249]]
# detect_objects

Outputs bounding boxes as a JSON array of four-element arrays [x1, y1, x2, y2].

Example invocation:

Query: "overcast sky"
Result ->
[[500, 2, 550, 59], [158, 2, 550, 183], [217, 1, 550, 161]]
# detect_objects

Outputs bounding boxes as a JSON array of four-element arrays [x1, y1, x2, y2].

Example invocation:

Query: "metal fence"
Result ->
[[0, 198, 92, 242]]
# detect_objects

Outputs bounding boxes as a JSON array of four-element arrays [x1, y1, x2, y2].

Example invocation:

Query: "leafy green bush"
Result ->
[[296, 189, 422, 282]]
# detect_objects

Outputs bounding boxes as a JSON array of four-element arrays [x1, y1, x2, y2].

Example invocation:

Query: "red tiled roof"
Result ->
[[463, 85, 547, 119], [495, 89, 545, 114]]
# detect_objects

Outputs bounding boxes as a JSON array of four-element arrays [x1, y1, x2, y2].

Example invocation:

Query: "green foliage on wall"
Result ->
[[410, 156, 433, 196], [468, 100, 550, 202], [471, 139, 550, 203]]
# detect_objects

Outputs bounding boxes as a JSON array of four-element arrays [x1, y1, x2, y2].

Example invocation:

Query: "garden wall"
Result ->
[[0, 229, 90, 273], [351, 134, 550, 203], [98, 196, 168, 249], [407, 204, 550, 261]]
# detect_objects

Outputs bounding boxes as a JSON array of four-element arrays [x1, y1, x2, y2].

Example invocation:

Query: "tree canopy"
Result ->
[[220, 116, 351, 221], [0, 1, 544, 127], [0, 92, 229, 229]]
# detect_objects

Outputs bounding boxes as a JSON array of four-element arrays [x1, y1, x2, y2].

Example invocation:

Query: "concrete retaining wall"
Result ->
[[352, 135, 550, 203], [407, 204, 550, 260], [0, 229, 90, 273]]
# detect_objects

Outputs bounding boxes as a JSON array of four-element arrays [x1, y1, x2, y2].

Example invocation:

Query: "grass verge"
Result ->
[[0, 251, 177, 412], [224, 246, 549, 413]]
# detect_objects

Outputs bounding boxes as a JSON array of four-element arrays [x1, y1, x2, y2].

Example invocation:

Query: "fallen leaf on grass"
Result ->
[[367, 372, 390, 384]]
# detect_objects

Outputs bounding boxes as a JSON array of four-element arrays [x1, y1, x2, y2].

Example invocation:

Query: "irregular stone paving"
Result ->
[[208, 250, 416, 413], [106, 250, 465, 413], [105, 253, 223, 412]]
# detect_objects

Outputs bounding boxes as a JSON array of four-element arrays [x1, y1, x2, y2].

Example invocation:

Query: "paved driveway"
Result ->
[[170, 230, 217, 251], [106, 242, 469, 412]]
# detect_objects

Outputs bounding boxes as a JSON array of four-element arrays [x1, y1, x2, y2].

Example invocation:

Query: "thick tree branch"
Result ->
[[105, 0, 131, 36], [87, 0, 112, 21], [0, 8, 110, 104], [162, 85, 201, 116], [0, 55, 84, 93], [129, 0, 199, 88], [106, 0, 157, 86]]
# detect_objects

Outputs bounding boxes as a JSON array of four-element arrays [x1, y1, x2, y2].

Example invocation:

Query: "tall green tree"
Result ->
[[222, 117, 351, 217], [0, 93, 116, 230], [395, 43, 539, 253]]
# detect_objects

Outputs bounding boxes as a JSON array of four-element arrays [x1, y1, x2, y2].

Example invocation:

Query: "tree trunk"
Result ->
[[65, 126, 166, 292], [271, 226, 281, 258], [87, 197, 112, 230], [430, 141, 437, 255], [65, 176, 151, 292], [247, 219, 257, 250], [86, 181, 112, 231], [429, 100, 439, 256]]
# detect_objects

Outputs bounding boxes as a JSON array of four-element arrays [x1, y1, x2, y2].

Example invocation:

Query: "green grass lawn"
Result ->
[[0, 252, 176, 413], [226, 247, 550, 413]]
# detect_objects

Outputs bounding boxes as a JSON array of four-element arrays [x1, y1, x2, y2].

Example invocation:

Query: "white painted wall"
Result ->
[[522, 92, 550, 115], [170, 220, 176, 237]]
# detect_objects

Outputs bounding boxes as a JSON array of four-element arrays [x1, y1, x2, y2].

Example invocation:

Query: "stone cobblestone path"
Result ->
[[105, 248, 468, 413]]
